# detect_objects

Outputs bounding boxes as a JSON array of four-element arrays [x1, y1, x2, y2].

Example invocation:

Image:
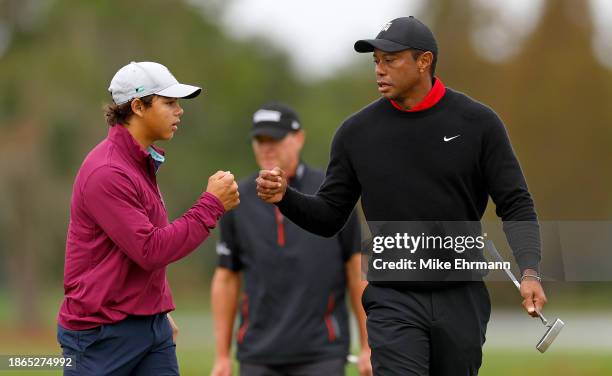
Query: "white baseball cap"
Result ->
[[108, 61, 202, 105]]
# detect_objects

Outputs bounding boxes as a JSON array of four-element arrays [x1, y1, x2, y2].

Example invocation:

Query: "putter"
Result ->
[[486, 240, 564, 353]]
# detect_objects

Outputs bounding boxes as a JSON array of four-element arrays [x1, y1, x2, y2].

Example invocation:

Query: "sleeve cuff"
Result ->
[[516, 251, 541, 274], [217, 257, 242, 271], [197, 192, 226, 229], [276, 186, 296, 212]]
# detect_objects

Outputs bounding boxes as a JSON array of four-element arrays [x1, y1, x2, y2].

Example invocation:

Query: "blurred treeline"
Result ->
[[0, 0, 610, 327]]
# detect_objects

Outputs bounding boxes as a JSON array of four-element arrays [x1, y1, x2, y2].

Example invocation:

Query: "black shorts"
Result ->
[[240, 357, 345, 376], [362, 282, 491, 376]]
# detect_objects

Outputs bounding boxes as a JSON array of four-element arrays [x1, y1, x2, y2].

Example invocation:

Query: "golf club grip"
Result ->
[[485, 243, 562, 351], [485, 240, 521, 290], [486, 241, 548, 322]]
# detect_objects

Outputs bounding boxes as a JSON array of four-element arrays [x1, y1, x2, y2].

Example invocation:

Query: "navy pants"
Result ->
[[362, 282, 491, 376], [57, 313, 178, 376]]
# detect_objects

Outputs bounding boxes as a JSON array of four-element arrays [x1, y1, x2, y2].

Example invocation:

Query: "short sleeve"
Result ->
[[216, 210, 243, 271]]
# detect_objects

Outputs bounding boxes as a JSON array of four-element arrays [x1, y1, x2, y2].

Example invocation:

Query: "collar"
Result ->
[[108, 124, 166, 168], [390, 77, 446, 112], [147, 146, 165, 173], [147, 146, 166, 163]]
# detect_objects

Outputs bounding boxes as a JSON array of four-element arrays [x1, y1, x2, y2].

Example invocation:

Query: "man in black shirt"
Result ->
[[256, 17, 547, 375], [210, 103, 372, 376]]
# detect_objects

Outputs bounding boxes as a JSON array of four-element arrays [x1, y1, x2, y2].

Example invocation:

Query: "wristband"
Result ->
[[520, 273, 541, 283]]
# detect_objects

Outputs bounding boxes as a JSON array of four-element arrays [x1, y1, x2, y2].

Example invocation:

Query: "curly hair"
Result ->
[[104, 95, 155, 126]]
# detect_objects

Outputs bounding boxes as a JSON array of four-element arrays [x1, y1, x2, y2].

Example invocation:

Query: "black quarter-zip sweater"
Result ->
[[278, 87, 540, 285]]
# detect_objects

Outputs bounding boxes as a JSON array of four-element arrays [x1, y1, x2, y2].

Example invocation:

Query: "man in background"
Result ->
[[210, 103, 371, 376]]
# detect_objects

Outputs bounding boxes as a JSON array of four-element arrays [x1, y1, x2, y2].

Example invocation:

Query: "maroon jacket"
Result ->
[[58, 124, 224, 330]]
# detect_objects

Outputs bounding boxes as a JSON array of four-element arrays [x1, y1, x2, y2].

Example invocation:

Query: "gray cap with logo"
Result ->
[[108, 61, 201, 105]]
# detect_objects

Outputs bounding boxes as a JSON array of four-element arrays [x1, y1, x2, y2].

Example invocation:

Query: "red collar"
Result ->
[[390, 77, 446, 112]]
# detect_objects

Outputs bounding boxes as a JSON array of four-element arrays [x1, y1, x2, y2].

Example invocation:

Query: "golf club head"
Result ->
[[536, 318, 564, 353]]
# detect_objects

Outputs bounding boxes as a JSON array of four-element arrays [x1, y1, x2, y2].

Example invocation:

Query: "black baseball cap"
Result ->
[[354, 16, 438, 59], [251, 103, 301, 140]]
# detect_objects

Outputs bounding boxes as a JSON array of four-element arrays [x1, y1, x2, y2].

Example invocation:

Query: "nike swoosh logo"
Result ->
[[444, 135, 460, 142]]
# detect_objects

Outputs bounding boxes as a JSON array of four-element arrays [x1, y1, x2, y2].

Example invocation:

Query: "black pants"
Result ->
[[240, 357, 345, 376], [362, 282, 491, 376]]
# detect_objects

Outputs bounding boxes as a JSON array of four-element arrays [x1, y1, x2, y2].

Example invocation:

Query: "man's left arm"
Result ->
[[167, 313, 179, 343], [480, 108, 547, 317], [346, 254, 371, 376], [340, 210, 372, 376]]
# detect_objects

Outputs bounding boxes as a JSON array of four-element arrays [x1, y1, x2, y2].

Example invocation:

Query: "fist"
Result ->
[[256, 167, 287, 203], [519, 269, 547, 318], [206, 171, 240, 211]]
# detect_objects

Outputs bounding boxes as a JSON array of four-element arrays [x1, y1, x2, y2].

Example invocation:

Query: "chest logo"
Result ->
[[443, 135, 461, 142]]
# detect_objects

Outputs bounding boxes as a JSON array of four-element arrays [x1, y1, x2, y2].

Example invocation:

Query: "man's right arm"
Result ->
[[83, 168, 238, 271], [210, 268, 241, 376], [257, 125, 361, 237]]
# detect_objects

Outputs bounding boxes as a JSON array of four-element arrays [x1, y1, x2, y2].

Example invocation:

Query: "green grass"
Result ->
[[1, 344, 611, 375], [2, 286, 612, 375], [177, 349, 612, 376], [479, 350, 612, 376]]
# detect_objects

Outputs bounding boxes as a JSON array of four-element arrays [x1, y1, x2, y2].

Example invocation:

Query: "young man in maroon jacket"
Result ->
[[57, 61, 240, 375]]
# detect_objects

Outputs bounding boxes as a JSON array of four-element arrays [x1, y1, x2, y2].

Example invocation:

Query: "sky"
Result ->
[[1, 0, 611, 78], [189, 0, 612, 79], [211, 0, 422, 78]]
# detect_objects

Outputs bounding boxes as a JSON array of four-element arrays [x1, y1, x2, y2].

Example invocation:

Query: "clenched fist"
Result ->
[[206, 171, 240, 211], [256, 167, 287, 203]]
